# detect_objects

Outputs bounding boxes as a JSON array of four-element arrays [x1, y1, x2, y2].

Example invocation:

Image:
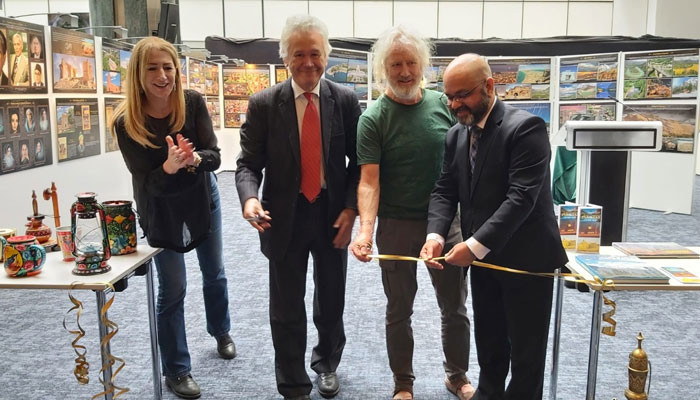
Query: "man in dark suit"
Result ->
[[235, 15, 361, 400], [421, 54, 568, 400]]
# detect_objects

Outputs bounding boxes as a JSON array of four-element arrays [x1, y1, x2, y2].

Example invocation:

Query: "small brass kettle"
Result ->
[[625, 332, 650, 400]]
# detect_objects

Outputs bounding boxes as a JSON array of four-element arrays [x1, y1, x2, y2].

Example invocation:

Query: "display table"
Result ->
[[564, 246, 700, 400], [0, 245, 163, 400]]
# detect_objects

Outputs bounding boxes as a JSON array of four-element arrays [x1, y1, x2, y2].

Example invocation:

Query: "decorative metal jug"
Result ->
[[625, 332, 650, 400]]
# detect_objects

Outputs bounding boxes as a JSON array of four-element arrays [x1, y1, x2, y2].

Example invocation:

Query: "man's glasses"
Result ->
[[441, 79, 486, 104]]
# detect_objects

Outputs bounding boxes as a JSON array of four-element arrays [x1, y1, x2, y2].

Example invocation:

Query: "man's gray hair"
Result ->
[[279, 15, 332, 62], [371, 25, 434, 88]]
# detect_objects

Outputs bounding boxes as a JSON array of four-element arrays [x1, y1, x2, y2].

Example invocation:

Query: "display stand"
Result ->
[[562, 120, 663, 245]]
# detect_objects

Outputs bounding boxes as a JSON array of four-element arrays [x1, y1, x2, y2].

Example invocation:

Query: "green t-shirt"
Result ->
[[357, 89, 456, 219]]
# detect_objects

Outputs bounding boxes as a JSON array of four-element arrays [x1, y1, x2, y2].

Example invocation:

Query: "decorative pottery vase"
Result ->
[[102, 200, 137, 256], [1, 235, 46, 277], [71, 192, 111, 275], [25, 215, 51, 243]]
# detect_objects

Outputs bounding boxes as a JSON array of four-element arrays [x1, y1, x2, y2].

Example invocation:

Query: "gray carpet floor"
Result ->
[[0, 172, 698, 399]]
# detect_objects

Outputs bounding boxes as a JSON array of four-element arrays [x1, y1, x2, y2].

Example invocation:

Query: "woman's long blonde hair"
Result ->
[[111, 37, 185, 148]]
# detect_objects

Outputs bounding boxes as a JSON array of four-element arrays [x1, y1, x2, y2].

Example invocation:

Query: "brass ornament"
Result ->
[[625, 332, 650, 400]]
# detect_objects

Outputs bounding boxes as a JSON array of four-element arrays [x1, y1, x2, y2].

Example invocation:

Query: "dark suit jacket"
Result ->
[[236, 79, 361, 261], [428, 100, 567, 272]]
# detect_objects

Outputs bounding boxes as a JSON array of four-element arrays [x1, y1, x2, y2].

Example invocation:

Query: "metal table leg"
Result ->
[[586, 290, 604, 400], [96, 289, 114, 400], [145, 260, 162, 399], [549, 268, 564, 400]]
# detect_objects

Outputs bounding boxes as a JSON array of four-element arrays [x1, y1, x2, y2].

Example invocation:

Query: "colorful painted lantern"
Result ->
[[70, 192, 111, 275], [102, 200, 137, 256]]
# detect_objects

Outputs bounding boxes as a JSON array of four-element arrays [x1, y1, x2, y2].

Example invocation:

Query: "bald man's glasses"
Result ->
[[442, 79, 486, 104]]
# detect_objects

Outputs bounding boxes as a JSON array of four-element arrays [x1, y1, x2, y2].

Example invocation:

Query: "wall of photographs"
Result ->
[[222, 64, 270, 128], [325, 49, 369, 101], [0, 11, 697, 215]]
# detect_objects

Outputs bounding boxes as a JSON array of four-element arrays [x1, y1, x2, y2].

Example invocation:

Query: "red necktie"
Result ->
[[300, 92, 321, 202]]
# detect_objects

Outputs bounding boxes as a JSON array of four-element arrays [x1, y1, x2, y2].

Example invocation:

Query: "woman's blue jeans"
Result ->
[[153, 174, 230, 378]]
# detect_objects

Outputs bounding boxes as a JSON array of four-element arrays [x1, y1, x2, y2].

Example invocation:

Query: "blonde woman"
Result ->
[[113, 37, 234, 399]]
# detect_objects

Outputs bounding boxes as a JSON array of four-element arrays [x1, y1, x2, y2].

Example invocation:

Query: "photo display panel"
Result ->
[[623, 49, 698, 100], [427, 58, 454, 93], [55, 98, 100, 161], [222, 64, 270, 128], [188, 59, 220, 96], [103, 97, 122, 153], [51, 27, 96, 93], [205, 62, 219, 97], [188, 58, 206, 94], [623, 104, 696, 153], [509, 102, 552, 134], [101, 38, 132, 95], [275, 65, 288, 84], [0, 98, 52, 175], [206, 98, 220, 129], [559, 53, 618, 100], [0, 16, 48, 94], [325, 49, 369, 100], [489, 58, 552, 101]]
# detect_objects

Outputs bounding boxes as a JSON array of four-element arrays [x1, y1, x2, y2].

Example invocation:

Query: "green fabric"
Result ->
[[357, 89, 456, 219], [552, 146, 577, 205]]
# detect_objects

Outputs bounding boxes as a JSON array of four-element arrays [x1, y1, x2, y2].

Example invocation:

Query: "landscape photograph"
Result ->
[[491, 63, 518, 84], [596, 62, 618, 81], [576, 62, 598, 81], [672, 76, 698, 98], [559, 64, 578, 83], [517, 64, 550, 84], [624, 59, 647, 79], [645, 78, 672, 98], [673, 56, 699, 76], [623, 79, 647, 99], [647, 57, 673, 78], [325, 57, 349, 83]]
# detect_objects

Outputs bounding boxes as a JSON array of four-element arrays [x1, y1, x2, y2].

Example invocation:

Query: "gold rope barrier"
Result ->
[[368, 254, 618, 336], [63, 282, 129, 399]]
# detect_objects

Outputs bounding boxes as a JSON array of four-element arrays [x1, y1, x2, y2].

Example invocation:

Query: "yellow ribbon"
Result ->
[[368, 254, 617, 336], [64, 282, 129, 399]]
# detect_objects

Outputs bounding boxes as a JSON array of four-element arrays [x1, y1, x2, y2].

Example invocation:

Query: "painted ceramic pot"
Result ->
[[1, 235, 46, 277], [102, 200, 137, 256], [25, 216, 51, 243]]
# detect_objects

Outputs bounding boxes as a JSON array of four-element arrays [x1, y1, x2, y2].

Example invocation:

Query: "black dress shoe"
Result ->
[[215, 334, 237, 359], [165, 374, 201, 399], [284, 396, 311, 400], [317, 372, 340, 398]]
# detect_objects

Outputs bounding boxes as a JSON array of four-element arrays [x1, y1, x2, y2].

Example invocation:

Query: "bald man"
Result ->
[[421, 54, 567, 400]]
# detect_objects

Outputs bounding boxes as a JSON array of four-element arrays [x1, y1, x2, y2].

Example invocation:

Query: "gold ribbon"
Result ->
[[368, 254, 617, 336], [64, 282, 129, 399], [63, 288, 89, 384]]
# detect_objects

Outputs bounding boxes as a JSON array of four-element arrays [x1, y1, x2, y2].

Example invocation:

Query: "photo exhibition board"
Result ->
[[488, 57, 552, 101], [0, 17, 48, 94], [55, 98, 100, 162], [325, 49, 369, 101], [101, 38, 132, 95], [222, 64, 270, 128], [188, 59, 219, 96], [51, 27, 96, 93], [622, 49, 699, 214], [0, 98, 52, 175], [559, 53, 619, 101], [427, 57, 454, 94], [510, 102, 552, 134], [103, 97, 122, 153], [623, 49, 698, 101]]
